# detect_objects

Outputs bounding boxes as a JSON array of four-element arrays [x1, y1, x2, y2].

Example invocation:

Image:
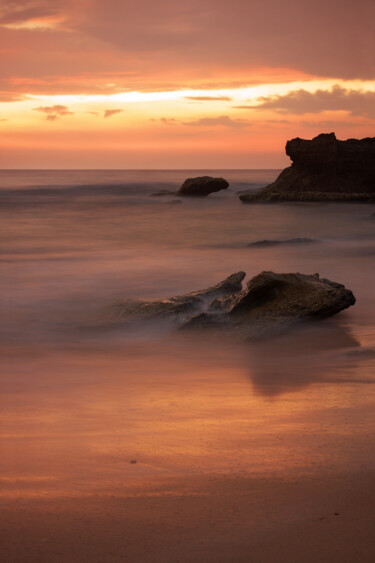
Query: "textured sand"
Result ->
[[2, 471, 375, 562]]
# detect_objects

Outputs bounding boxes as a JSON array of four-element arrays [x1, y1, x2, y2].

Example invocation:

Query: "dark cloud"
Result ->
[[75, 0, 375, 80], [251, 85, 375, 118], [34, 105, 74, 120], [185, 96, 233, 101], [183, 115, 250, 128], [104, 109, 123, 118], [0, 0, 373, 103]]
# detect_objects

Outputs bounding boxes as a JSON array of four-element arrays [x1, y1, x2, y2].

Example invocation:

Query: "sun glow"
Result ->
[[1, 16, 66, 31], [1, 77, 374, 168], [18, 78, 373, 109]]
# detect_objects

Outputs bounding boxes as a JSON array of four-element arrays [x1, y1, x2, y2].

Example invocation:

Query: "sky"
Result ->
[[0, 0, 374, 168]]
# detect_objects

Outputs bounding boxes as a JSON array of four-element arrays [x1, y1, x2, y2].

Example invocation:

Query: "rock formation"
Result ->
[[112, 270, 355, 338], [177, 176, 229, 197], [240, 133, 375, 203]]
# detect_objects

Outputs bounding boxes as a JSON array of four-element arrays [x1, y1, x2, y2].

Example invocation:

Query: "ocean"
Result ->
[[1, 169, 375, 560]]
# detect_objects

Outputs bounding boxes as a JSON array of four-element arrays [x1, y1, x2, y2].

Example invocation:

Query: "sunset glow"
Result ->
[[0, 0, 374, 166]]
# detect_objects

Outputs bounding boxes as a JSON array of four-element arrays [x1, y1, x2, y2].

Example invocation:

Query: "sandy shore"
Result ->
[[2, 328, 375, 562], [2, 470, 375, 562]]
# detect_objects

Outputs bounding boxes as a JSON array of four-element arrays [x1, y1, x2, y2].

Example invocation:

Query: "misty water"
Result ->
[[1, 169, 375, 501]]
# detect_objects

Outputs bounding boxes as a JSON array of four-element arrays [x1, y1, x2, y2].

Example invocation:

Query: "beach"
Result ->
[[1, 169, 375, 561]]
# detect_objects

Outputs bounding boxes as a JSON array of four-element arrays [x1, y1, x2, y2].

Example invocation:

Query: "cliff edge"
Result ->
[[240, 133, 375, 203]]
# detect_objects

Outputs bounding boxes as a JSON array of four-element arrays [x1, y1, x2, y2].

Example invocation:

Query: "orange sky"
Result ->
[[0, 0, 374, 168]]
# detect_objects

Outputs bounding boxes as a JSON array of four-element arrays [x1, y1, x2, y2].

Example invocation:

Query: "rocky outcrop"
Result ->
[[112, 270, 355, 338], [177, 176, 229, 197], [240, 133, 375, 203]]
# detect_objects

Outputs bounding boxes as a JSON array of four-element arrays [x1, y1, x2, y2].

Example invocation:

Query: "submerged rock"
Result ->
[[247, 237, 320, 248], [112, 270, 355, 338], [240, 133, 375, 203], [150, 189, 177, 196], [112, 272, 245, 325], [177, 176, 229, 197]]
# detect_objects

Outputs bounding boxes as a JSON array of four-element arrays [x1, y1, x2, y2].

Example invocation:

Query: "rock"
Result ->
[[182, 271, 356, 338], [247, 237, 320, 248], [229, 272, 355, 319], [111, 271, 246, 325], [240, 133, 375, 203], [150, 189, 177, 196], [177, 176, 229, 197], [111, 270, 355, 339]]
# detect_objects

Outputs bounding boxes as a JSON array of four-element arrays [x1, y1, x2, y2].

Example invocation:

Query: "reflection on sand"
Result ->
[[1, 326, 375, 502], [246, 321, 361, 396]]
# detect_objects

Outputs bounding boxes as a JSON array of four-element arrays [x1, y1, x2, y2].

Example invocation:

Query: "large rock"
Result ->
[[182, 271, 355, 337], [111, 270, 355, 338], [177, 176, 229, 197], [240, 133, 375, 203]]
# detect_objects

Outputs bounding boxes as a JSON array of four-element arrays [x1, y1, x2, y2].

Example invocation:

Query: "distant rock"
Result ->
[[177, 176, 229, 197], [150, 189, 177, 196], [112, 270, 355, 338], [240, 133, 375, 203], [247, 237, 320, 248]]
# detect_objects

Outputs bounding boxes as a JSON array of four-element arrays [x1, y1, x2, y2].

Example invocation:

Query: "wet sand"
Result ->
[[3, 471, 375, 563], [2, 333, 375, 562]]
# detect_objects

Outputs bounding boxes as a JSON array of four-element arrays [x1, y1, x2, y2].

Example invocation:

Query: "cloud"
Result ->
[[73, 0, 375, 81], [160, 117, 176, 124], [0, 92, 23, 102], [183, 115, 250, 128], [34, 104, 74, 120], [185, 96, 233, 101], [0, 0, 374, 105], [0, 1, 63, 30], [149, 117, 176, 125], [300, 119, 365, 128], [104, 109, 123, 118], [251, 85, 375, 118]]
